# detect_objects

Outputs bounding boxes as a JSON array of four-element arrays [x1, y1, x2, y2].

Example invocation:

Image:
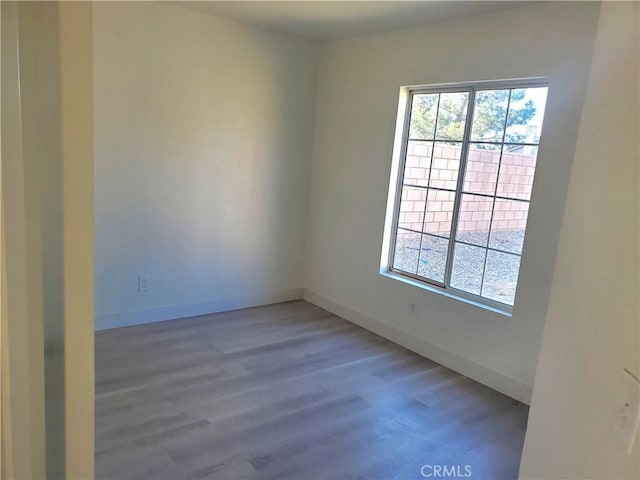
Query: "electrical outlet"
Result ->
[[138, 275, 149, 292], [409, 301, 418, 317], [611, 368, 640, 454]]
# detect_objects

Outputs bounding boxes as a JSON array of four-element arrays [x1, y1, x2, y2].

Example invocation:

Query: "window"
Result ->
[[386, 80, 548, 310]]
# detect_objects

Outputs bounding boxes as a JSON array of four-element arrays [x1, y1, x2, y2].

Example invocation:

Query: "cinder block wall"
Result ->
[[399, 143, 534, 234]]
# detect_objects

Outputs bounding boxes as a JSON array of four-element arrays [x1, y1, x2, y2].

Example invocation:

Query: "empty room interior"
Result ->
[[1, 1, 639, 479]]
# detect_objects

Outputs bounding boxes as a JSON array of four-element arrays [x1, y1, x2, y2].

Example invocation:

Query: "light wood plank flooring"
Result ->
[[96, 300, 529, 480]]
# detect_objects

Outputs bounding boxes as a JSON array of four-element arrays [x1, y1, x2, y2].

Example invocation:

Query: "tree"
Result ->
[[409, 89, 536, 145], [409, 93, 439, 140]]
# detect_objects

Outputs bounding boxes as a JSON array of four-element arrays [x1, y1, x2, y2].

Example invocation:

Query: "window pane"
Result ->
[[404, 141, 433, 187], [456, 194, 493, 247], [463, 143, 501, 195], [409, 94, 439, 140], [423, 189, 455, 237], [470, 89, 510, 143], [496, 146, 538, 200], [435, 92, 469, 141], [504, 87, 548, 144], [392, 229, 420, 274], [417, 234, 449, 283], [429, 142, 462, 190], [397, 187, 427, 232], [450, 243, 486, 295], [489, 199, 530, 255], [482, 250, 521, 305]]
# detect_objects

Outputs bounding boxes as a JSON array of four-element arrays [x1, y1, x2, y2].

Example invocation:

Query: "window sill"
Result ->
[[379, 269, 513, 317]]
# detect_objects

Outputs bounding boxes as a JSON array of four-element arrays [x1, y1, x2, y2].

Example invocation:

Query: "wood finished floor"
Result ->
[[95, 300, 529, 480]]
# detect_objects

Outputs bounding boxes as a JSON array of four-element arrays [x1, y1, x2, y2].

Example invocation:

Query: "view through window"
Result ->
[[389, 81, 548, 308]]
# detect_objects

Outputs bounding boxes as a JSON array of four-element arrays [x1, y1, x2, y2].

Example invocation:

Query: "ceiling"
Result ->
[[172, 1, 530, 42]]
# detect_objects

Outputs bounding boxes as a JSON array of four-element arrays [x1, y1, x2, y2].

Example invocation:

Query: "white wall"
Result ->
[[520, 2, 640, 478], [303, 2, 601, 401], [93, 2, 317, 329]]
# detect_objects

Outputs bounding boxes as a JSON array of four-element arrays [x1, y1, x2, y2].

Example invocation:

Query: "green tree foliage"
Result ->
[[409, 89, 536, 146]]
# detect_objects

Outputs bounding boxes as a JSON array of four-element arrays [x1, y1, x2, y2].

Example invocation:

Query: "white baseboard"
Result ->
[[303, 288, 533, 405], [95, 288, 303, 331]]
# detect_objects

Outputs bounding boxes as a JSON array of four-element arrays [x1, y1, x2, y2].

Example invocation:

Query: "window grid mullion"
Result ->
[[409, 182, 532, 204], [388, 91, 416, 271], [414, 93, 442, 275], [402, 184, 456, 194], [479, 89, 514, 296], [408, 139, 464, 144], [456, 190, 532, 204], [471, 140, 540, 148], [453, 237, 525, 258], [396, 226, 449, 242], [444, 88, 476, 288]]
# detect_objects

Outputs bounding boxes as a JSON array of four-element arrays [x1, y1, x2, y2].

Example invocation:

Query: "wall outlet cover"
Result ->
[[138, 274, 149, 292]]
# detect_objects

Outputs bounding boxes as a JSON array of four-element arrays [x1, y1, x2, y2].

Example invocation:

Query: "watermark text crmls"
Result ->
[[420, 464, 472, 478]]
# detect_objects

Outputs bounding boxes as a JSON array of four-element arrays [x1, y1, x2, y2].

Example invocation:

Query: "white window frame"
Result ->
[[384, 78, 549, 314]]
